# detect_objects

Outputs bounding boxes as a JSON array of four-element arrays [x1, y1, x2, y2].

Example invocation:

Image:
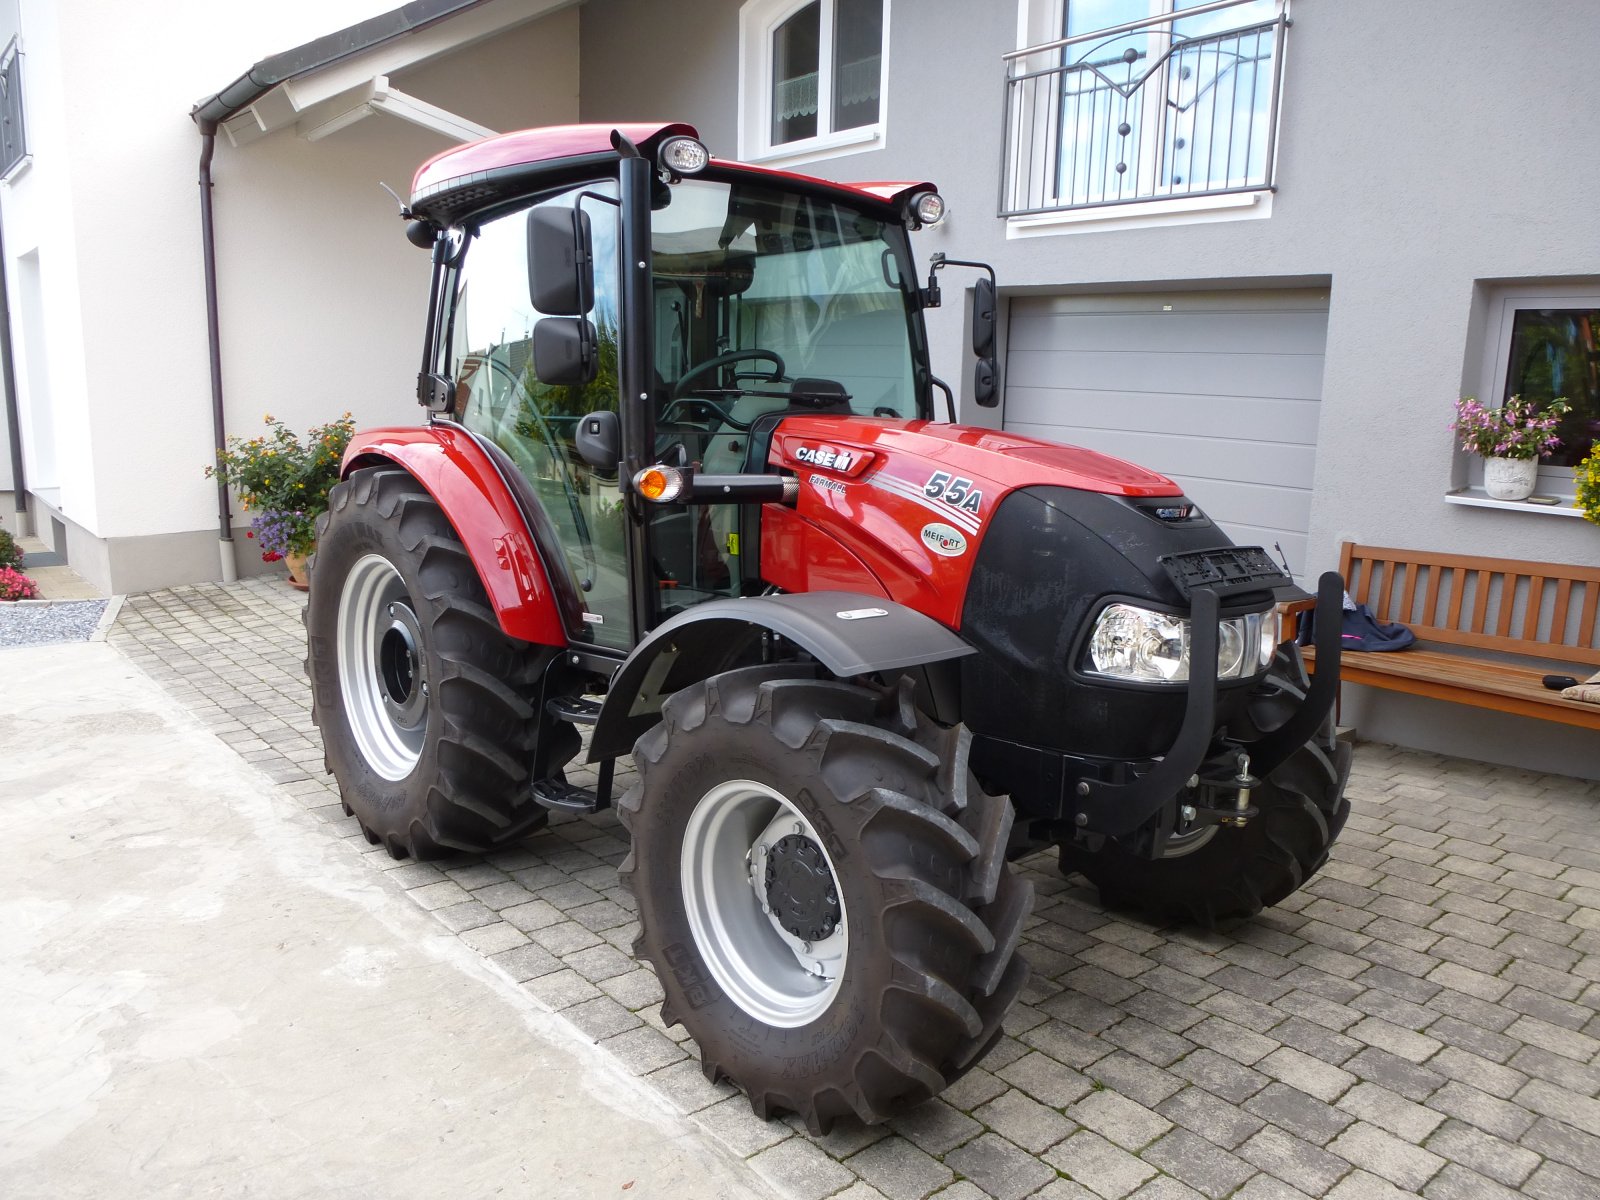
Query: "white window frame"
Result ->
[[1005, 0, 1285, 234], [1447, 282, 1598, 518], [737, 0, 890, 168]]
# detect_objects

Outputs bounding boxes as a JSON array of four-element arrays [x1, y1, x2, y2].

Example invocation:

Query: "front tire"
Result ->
[[619, 666, 1031, 1133], [1065, 646, 1352, 925], [305, 466, 568, 858]]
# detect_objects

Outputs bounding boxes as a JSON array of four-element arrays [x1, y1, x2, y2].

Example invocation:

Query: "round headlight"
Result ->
[[658, 136, 710, 175], [911, 191, 946, 227]]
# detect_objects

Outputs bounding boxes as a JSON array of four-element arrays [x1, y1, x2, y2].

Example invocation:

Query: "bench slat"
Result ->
[[1306, 646, 1600, 731], [1522, 576, 1546, 643], [1422, 562, 1444, 628], [1471, 569, 1491, 636], [1553, 577, 1573, 644], [1400, 562, 1421, 626]]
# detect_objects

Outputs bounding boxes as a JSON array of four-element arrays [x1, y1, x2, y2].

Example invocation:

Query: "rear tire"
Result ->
[[1065, 646, 1351, 925], [619, 666, 1031, 1133], [305, 466, 567, 858]]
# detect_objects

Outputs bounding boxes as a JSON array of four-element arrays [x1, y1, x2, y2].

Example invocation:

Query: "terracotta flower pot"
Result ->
[[285, 549, 311, 591]]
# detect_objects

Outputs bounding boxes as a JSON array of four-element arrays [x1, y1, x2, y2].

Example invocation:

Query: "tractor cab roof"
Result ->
[[409, 121, 935, 228]]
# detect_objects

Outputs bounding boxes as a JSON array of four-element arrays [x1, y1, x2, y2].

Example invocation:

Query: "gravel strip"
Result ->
[[0, 599, 110, 647]]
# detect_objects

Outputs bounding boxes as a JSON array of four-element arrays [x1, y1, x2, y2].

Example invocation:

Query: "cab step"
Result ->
[[531, 759, 615, 815], [547, 695, 602, 725]]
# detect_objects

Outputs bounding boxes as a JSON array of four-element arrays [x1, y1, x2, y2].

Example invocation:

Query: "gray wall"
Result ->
[[580, 0, 1600, 776]]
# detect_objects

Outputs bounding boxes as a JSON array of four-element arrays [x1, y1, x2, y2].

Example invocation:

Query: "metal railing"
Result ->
[[1000, 1, 1288, 218]]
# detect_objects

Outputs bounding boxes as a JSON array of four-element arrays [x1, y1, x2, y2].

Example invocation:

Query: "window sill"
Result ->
[[742, 125, 884, 169], [1005, 188, 1272, 238], [1444, 488, 1587, 519]]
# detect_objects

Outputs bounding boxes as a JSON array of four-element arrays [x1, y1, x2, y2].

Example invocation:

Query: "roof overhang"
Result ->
[[193, 0, 577, 148]]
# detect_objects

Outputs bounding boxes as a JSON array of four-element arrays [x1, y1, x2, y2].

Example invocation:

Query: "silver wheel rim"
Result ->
[[1162, 824, 1219, 858], [680, 780, 848, 1028], [337, 554, 427, 781]]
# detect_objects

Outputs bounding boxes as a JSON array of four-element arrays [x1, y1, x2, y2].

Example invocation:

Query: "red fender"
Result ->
[[341, 426, 570, 646]]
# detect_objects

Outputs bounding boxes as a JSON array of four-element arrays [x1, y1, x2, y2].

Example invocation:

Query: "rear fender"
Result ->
[[342, 425, 578, 646], [587, 590, 974, 761]]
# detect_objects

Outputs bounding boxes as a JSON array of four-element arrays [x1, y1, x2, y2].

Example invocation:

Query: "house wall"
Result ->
[[581, 0, 1600, 778], [0, 0, 579, 591]]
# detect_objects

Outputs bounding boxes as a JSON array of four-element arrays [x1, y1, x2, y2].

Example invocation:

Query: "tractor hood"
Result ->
[[769, 415, 1182, 508], [764, 415, 1189, 629]]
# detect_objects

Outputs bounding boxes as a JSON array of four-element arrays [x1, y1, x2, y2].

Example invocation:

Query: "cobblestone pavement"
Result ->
[[109, 579, 1600, 1200]]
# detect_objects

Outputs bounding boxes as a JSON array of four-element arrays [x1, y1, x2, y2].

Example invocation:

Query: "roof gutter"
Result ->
[[190, 0, 493, 126], [0, 205, 24, 531], [198, 120, 235, 581]]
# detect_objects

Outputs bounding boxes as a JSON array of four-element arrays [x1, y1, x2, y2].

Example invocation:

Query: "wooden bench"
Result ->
[[1303, 543, 1600, 731]]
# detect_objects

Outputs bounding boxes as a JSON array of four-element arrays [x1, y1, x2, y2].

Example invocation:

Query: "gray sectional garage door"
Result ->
[[1003, 289, 1330, 578]]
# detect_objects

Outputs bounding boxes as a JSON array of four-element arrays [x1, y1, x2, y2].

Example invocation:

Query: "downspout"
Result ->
[[0, 205, 25, 535], [198, 120, 237, 582]]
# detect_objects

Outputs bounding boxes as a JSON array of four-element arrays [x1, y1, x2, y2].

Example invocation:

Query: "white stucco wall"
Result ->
[[0, 0, 578, 585]]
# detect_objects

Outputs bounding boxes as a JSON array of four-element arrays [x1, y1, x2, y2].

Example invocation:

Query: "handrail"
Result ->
[[1003, 0, 1273, 64], [998, 7, 1287, 219]]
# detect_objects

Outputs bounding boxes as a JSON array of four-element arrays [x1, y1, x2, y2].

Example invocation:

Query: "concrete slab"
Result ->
[[0, 641, 772, 1200]]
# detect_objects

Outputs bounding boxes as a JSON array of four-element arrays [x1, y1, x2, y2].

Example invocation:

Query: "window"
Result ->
[[0, 40, 27, 178], [739, 0, 888, 164], [1464, 285, 1600, 508], [1003, 0, 1287, 219]]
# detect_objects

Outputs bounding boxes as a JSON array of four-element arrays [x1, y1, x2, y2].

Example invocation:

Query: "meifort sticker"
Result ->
[[920, 522, 968, 557]]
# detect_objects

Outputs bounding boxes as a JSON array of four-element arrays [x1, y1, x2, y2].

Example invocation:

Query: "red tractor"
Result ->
[[305, 122, 1350, 1133]]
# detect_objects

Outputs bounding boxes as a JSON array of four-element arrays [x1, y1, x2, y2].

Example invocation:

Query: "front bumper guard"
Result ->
[[1071, 570, 1345, 838]]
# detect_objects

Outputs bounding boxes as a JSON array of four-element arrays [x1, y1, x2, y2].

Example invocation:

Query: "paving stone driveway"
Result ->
[[109, 579, 1600, 1200]]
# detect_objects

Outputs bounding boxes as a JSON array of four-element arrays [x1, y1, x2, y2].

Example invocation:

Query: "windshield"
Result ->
[[650, 177, 925, 424]]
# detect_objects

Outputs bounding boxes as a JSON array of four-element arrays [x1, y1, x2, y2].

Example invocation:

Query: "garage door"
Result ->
[[1003, 289, 1330, 579]]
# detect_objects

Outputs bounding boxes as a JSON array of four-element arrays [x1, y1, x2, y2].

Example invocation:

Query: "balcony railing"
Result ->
[[1000, 0, 1288, 218]]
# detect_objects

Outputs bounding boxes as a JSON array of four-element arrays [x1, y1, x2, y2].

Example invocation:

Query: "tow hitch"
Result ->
[[1179, 750, 1263, 832]]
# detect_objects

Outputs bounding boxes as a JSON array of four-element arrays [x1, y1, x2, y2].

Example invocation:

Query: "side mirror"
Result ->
[[974, 357, 998, 407], [973, 277, 996, 357], [575, 409, 620, 469], [533, 317, 598, 386], [527, 207, 594, 315]]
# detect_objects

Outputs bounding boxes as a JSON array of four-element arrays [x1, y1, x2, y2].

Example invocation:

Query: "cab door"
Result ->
[[448, 183, 632, 651]]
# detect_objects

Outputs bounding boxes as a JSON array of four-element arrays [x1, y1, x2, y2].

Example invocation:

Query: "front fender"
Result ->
[[587, 590, 975, 761], [342, 425, 576, 646]]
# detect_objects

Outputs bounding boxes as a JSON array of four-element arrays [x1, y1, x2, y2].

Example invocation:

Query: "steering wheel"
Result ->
[[660, 395, 752, 431], [670, 348, 786, 400]]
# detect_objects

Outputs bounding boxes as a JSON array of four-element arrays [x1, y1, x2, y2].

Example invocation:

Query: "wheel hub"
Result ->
[[378, 602, 427, 728], [764, 834, 840, 942]]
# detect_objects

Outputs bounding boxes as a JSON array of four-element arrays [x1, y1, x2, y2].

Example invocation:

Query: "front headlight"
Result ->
[[1087, 603, 1274, 684]]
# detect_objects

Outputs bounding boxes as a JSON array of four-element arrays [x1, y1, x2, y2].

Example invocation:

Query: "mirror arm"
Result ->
[[926, 252, 997, 300]]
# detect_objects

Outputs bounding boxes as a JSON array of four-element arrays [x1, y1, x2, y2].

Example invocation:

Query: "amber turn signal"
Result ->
[[633, 465, 686, 503]]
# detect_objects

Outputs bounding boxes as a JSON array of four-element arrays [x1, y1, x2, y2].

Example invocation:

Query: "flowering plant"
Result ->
[[207, 413, 355, 559], [0, 518, 20, 570], [0, 564, 39, 601], [1577, 447, 1600, 527], [1450, 395, 1569, 460]]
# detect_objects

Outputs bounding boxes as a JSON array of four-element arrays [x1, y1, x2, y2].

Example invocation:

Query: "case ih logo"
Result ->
[[793, 445, 855, 471]]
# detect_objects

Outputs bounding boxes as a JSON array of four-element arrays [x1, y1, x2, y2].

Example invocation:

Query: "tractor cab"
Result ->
[[419, 124, 943, 652]]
